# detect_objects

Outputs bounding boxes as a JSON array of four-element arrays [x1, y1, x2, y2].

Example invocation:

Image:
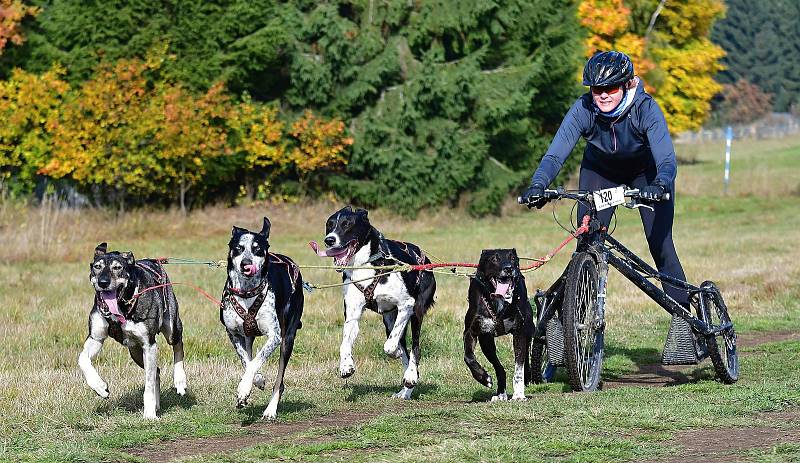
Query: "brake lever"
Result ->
[[626, 201, 654, 211]]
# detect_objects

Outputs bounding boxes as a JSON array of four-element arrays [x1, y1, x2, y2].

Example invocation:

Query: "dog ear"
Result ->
[[260, 217, 271, 238], [121, 251, 135, 266], [95, 243, 108, 256], [231, 226, 246, 238], [355, 208, 369, 221]]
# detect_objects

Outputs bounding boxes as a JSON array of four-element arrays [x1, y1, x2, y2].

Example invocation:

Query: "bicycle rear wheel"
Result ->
[[562, 252, 604, 392], [699, 281, 739, 384]]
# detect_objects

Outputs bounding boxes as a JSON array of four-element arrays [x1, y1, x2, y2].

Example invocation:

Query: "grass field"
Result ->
[[2, 135, 800, 462]]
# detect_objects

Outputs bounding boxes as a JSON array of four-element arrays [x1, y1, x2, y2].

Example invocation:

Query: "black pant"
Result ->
[[578, 164, 689, 305]]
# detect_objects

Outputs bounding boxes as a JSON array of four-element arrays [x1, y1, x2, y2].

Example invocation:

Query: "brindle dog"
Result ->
[[79, 243, 186, 420]]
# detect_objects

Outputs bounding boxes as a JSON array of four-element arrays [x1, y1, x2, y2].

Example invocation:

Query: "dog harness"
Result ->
[[222, 278, 269, 337], [352, 238, 427, 312], [222, 253, 300, 336], [353, 269, 390, 312]]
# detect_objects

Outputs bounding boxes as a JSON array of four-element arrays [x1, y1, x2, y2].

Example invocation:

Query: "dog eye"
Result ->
[[93, 263, 102, 270], [235, 245, 244, 252]]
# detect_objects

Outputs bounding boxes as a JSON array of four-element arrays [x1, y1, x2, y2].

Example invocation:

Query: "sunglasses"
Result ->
[[591, 85, 623, 95]]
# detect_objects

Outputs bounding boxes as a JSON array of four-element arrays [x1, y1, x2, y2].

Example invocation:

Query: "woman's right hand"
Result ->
[[521, 183, 547, 209]]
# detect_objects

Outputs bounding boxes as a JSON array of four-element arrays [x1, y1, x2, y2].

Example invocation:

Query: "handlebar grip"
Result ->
[[663, 192, 671, 201], [517, 196, 525, 204]]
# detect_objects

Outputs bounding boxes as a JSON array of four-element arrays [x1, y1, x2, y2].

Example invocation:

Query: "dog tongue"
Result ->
[[309, 240, 346, 258], [492, 282, 511, 299], [243, 264, 259, 276], [100, 290, 126, 323]]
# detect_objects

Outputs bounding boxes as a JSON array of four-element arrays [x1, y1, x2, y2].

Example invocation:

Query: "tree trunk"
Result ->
[[180, 164, 187, 215], [645, 0, 667, 44]]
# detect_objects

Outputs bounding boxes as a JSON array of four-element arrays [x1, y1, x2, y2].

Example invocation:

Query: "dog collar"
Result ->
[[227, 276, 268, 299]]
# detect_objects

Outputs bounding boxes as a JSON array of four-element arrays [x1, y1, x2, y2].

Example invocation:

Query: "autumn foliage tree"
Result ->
[[579, 0, 726, 133], [714, 79, 774, 125], [0, 65, 67, 195], [4, 45, 350, 209], [0, 0, 38, 54], [578, 0, 654, 80], [288, 110, 352, 182]]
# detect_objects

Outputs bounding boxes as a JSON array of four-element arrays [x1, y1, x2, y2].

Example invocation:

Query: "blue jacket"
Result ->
[[531, 79, 677, 191]]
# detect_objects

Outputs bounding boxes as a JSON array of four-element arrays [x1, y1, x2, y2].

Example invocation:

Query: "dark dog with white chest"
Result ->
[[220, 217, 304, 420], [311, 206, 436, 400], [79, 243, 187, 420], [463, 249, 533, 401]]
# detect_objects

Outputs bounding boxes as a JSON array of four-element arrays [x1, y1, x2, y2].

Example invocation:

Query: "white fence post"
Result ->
[[724, 126, 732, 195]]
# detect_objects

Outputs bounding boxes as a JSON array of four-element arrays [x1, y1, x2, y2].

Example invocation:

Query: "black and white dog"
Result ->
[[79, 243, 187, 420], [463, 249, 533, 401], [311, 206, 436, 400], [220, 217, 304, 420]]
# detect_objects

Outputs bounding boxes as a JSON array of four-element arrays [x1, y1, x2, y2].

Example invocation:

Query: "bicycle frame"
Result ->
[[533, 212, 730, 342], [527, 187, 738, 387]]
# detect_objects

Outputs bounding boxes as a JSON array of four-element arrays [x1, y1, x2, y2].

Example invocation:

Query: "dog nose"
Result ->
[[240, 258, 252, 268], [501, 264, 513, 275], [324, 236, 336, 247], [98, 277, 111, 289]]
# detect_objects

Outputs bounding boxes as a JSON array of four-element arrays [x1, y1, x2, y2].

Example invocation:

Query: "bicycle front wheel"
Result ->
[[699, 281, 739, 384], [562, 252, 604, 392]]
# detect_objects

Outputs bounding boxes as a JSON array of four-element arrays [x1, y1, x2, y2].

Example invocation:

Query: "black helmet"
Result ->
[[582, 51, 634, 87]]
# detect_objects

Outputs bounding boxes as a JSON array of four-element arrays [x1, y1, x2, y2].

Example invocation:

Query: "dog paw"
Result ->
[[490, 393, 508, 402], [142, 409, 160, 420], [511, 393, 528, 402], [339, 359, 356, 379], [236, 389, 251, 409], [236, 378, 254, 408], [402, 372, 418, 388], [262, 407, 278, 421], [88, 379, 110, 399], [173, 374, 187, 396], [392, 387, 413, 400], [253, 373, 266, 390], [383, 340, 402, 359]]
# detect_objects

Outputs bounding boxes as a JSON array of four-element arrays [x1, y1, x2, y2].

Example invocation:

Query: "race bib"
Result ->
[[593, 186, 625, 211]]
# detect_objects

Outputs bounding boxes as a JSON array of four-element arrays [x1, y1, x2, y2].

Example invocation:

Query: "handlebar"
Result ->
[[517, 187, 670, 206]]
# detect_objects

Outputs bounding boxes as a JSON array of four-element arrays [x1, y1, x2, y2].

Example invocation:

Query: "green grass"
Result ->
[[1, 135, 800, 462]]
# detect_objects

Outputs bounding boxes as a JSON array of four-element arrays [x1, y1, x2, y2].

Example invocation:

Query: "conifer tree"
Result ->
[[711, 0, 800, 112]]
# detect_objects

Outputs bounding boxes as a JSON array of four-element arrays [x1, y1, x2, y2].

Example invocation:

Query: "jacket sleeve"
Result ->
[[641, 98, 677, 190], [530, 98, 590, 187]]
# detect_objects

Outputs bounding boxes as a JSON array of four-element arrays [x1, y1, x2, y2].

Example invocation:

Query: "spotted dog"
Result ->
[[79, 243, 186, 420], [310, 206, 436, 400], [463, 249, 533, 401], [220, 217, 304, 420]]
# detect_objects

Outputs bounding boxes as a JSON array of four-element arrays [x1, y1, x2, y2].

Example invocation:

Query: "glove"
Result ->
[[522, 183, 547, 209], [639, 181, 667, 202]]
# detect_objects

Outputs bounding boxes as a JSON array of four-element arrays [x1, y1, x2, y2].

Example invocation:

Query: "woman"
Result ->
[[521, 50, 688, 307]]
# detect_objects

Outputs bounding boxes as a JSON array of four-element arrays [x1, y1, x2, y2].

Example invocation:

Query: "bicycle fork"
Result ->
[[593, 250, 609, 334]]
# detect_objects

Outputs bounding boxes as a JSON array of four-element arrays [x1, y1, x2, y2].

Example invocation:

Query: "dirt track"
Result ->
[[128, 331, 800, 463], [643, 410, 800, 463], [127, 409, 384, 463]]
